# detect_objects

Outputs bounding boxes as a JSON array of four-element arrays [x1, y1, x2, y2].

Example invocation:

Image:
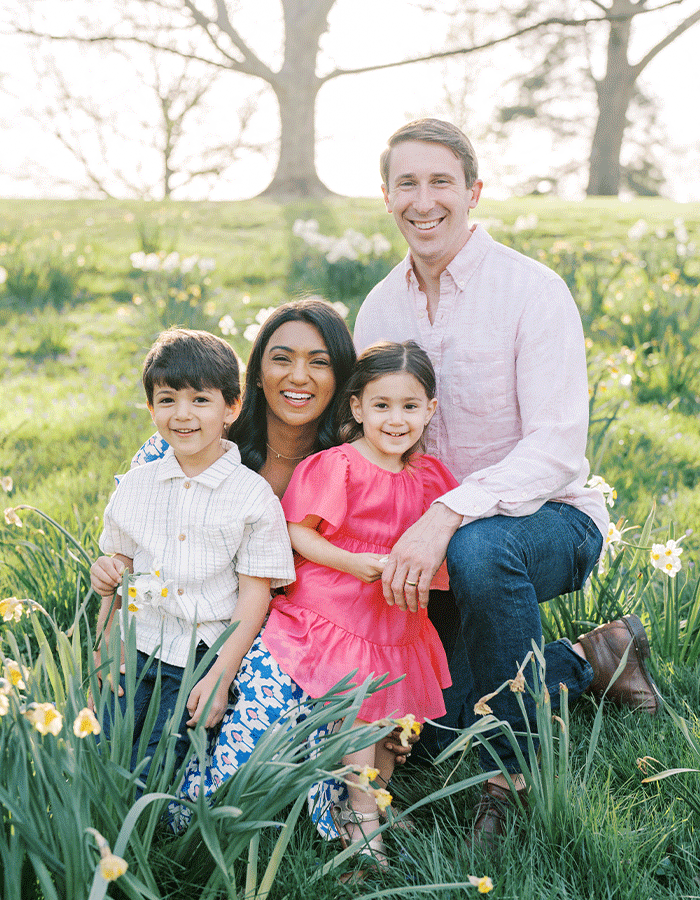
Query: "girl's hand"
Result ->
[[90, 556, 129, 597], [186, 669, 231, 729], [349, 553, 387, 584]]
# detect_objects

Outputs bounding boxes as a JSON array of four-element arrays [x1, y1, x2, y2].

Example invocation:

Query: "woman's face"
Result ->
[[259, 320, 337, 429]]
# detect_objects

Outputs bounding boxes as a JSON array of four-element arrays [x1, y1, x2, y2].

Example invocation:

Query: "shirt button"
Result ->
[[179, 533, 186, 541], [178, 588, 184, 595], [184, 481, 191, 489]]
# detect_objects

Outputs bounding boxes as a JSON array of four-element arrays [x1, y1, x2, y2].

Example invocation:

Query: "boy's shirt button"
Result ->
[[178, 589, 184, 595], [184, 481, 191, 489], [179, 533, 186, 541]]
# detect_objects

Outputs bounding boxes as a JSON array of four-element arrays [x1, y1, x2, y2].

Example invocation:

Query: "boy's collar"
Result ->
[[157, 440, 241, 487]]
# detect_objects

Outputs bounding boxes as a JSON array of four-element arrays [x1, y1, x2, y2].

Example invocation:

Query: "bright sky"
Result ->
[[1, 0, 698, 202]]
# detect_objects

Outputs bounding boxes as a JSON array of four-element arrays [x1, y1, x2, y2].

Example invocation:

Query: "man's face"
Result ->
[[382, 140, 482, 272]]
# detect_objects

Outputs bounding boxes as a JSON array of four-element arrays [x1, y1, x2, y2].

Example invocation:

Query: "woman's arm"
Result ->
[[288, 516, 385, 584], [185, 573, 271, 728]]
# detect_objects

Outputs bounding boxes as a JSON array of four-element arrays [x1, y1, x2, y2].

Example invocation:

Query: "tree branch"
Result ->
[[319, 13, 635, 82], [632, 6, 700, 74]]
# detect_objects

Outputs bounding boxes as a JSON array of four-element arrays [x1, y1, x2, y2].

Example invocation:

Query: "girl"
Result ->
[[261, 340, 459, 865]]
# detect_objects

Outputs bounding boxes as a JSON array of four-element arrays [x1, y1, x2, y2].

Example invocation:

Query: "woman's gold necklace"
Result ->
[[266, 442, 312, 462]]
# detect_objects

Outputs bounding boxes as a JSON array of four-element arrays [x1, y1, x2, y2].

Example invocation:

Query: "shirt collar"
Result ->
[[156, 439, 242, 487], [403, 223, 488, 291]]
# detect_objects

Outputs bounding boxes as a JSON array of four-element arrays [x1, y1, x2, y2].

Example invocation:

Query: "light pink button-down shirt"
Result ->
[[354, 225, 608, 539]]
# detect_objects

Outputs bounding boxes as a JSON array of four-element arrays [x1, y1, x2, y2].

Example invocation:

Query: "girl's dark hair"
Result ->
[[142, 328, 240, 406], [229, 299, 357, 472], [338, 341, 436, 462]]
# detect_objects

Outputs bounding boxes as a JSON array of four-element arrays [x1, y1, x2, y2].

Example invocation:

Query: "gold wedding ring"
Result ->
[[405, 579, 418, 586]]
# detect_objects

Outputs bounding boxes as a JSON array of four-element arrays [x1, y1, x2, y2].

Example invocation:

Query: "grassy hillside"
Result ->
[[2, 196, 700, 899]]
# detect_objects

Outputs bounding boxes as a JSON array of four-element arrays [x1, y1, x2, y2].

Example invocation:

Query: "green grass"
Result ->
[[2, 196, 700, 898]]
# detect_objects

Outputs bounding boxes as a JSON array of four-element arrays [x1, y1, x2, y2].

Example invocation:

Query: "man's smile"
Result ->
[[410, 217, 443, 231]]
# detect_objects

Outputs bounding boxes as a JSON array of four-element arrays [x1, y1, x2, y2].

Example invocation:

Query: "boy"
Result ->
[[90, 327, 295, 775]]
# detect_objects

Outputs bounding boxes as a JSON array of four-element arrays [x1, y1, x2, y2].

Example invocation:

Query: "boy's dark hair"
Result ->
[[339, 340, 436, 462], [142, 328, 240, 406]]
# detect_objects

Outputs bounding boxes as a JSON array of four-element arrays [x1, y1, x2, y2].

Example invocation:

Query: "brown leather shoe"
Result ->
[[578, 614, 661, 714], [468, 782, 529, 851]]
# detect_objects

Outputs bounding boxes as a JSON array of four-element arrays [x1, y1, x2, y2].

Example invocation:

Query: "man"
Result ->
[[354, 118, 660, 847]]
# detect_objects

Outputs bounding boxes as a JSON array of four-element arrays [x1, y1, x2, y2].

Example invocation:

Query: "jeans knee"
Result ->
[[447, 523, 511, 598]]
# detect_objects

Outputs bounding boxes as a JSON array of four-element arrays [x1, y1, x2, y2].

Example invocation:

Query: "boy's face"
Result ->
[[149, 382, 241, 476]]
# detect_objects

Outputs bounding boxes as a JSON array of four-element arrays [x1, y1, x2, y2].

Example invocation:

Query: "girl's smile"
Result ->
[[349, 371, 437, 472]]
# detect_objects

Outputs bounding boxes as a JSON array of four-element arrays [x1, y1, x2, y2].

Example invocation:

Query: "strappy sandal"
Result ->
[[331, 802, 389, 870], [380, 803, 415, 833]]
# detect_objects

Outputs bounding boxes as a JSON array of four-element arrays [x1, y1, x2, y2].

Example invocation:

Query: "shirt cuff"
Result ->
[[431, 482, 498, 523]]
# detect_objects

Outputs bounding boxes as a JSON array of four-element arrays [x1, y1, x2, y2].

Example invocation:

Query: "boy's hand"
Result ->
[[186, 669, 231, 729], [349, 552, 387, 584], [91, 556, 128, 597], [89, 641, 126, 708]]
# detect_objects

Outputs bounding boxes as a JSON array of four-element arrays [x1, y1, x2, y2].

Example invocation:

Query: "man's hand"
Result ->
[[382, 503, 463, 612]]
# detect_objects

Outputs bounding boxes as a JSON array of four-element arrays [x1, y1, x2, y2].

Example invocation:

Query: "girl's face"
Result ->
[[349, 371, 437, 467], [260, 320, 336, 429]]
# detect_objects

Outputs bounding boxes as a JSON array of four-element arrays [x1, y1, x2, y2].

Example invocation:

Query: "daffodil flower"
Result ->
[[468, 874, 494, 893], [99, 854, 128, 881], [650, 539, 683, 577], [394, 712, 421, 747], [372, 788, 392, 811], [4, 659, 28, 691], [357, 765, 380, 787], [73, 707, 101, 738], [587, 475, 617, 507], [25, 702, 63, 736], [4, 507, 22, 526]]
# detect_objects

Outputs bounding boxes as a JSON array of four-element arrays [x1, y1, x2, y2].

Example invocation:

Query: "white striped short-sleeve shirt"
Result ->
[[99, 441, 295, 666]]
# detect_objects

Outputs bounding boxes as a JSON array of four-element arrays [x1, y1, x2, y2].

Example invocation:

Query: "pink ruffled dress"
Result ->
[[262, 443, 459, 723]]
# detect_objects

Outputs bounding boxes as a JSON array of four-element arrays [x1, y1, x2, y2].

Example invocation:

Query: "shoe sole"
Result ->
[[621, 614, 663, 710]]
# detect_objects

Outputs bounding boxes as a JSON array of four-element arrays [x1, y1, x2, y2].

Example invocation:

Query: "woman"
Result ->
[[132, 298, 356, 498]]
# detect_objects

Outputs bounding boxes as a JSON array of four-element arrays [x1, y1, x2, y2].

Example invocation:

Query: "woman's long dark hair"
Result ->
[[229, 299, 357, 472]]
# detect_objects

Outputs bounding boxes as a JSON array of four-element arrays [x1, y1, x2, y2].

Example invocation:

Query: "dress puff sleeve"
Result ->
[[417, 454, 460, 512], [281, 447, 349, 533]]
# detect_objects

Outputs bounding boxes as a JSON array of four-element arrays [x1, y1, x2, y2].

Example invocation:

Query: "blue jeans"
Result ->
[[102, 643, 212, 779], [425, 501, 603, 772]]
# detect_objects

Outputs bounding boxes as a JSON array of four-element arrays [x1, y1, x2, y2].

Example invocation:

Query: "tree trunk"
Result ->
[[260, 77, 331, 198], [586, 6, 635, 196], [258, 0, 335, 199]]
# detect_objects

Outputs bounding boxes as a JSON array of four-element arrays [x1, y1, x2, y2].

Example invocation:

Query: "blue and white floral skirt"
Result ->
[[169, 632, 346, 837]]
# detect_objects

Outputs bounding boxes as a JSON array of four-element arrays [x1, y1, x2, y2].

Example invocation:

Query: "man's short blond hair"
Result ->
[[380, 118, 479, 188]]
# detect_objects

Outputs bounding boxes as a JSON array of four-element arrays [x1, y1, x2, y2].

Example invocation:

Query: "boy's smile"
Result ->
[[150, 383, 240, 476]]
